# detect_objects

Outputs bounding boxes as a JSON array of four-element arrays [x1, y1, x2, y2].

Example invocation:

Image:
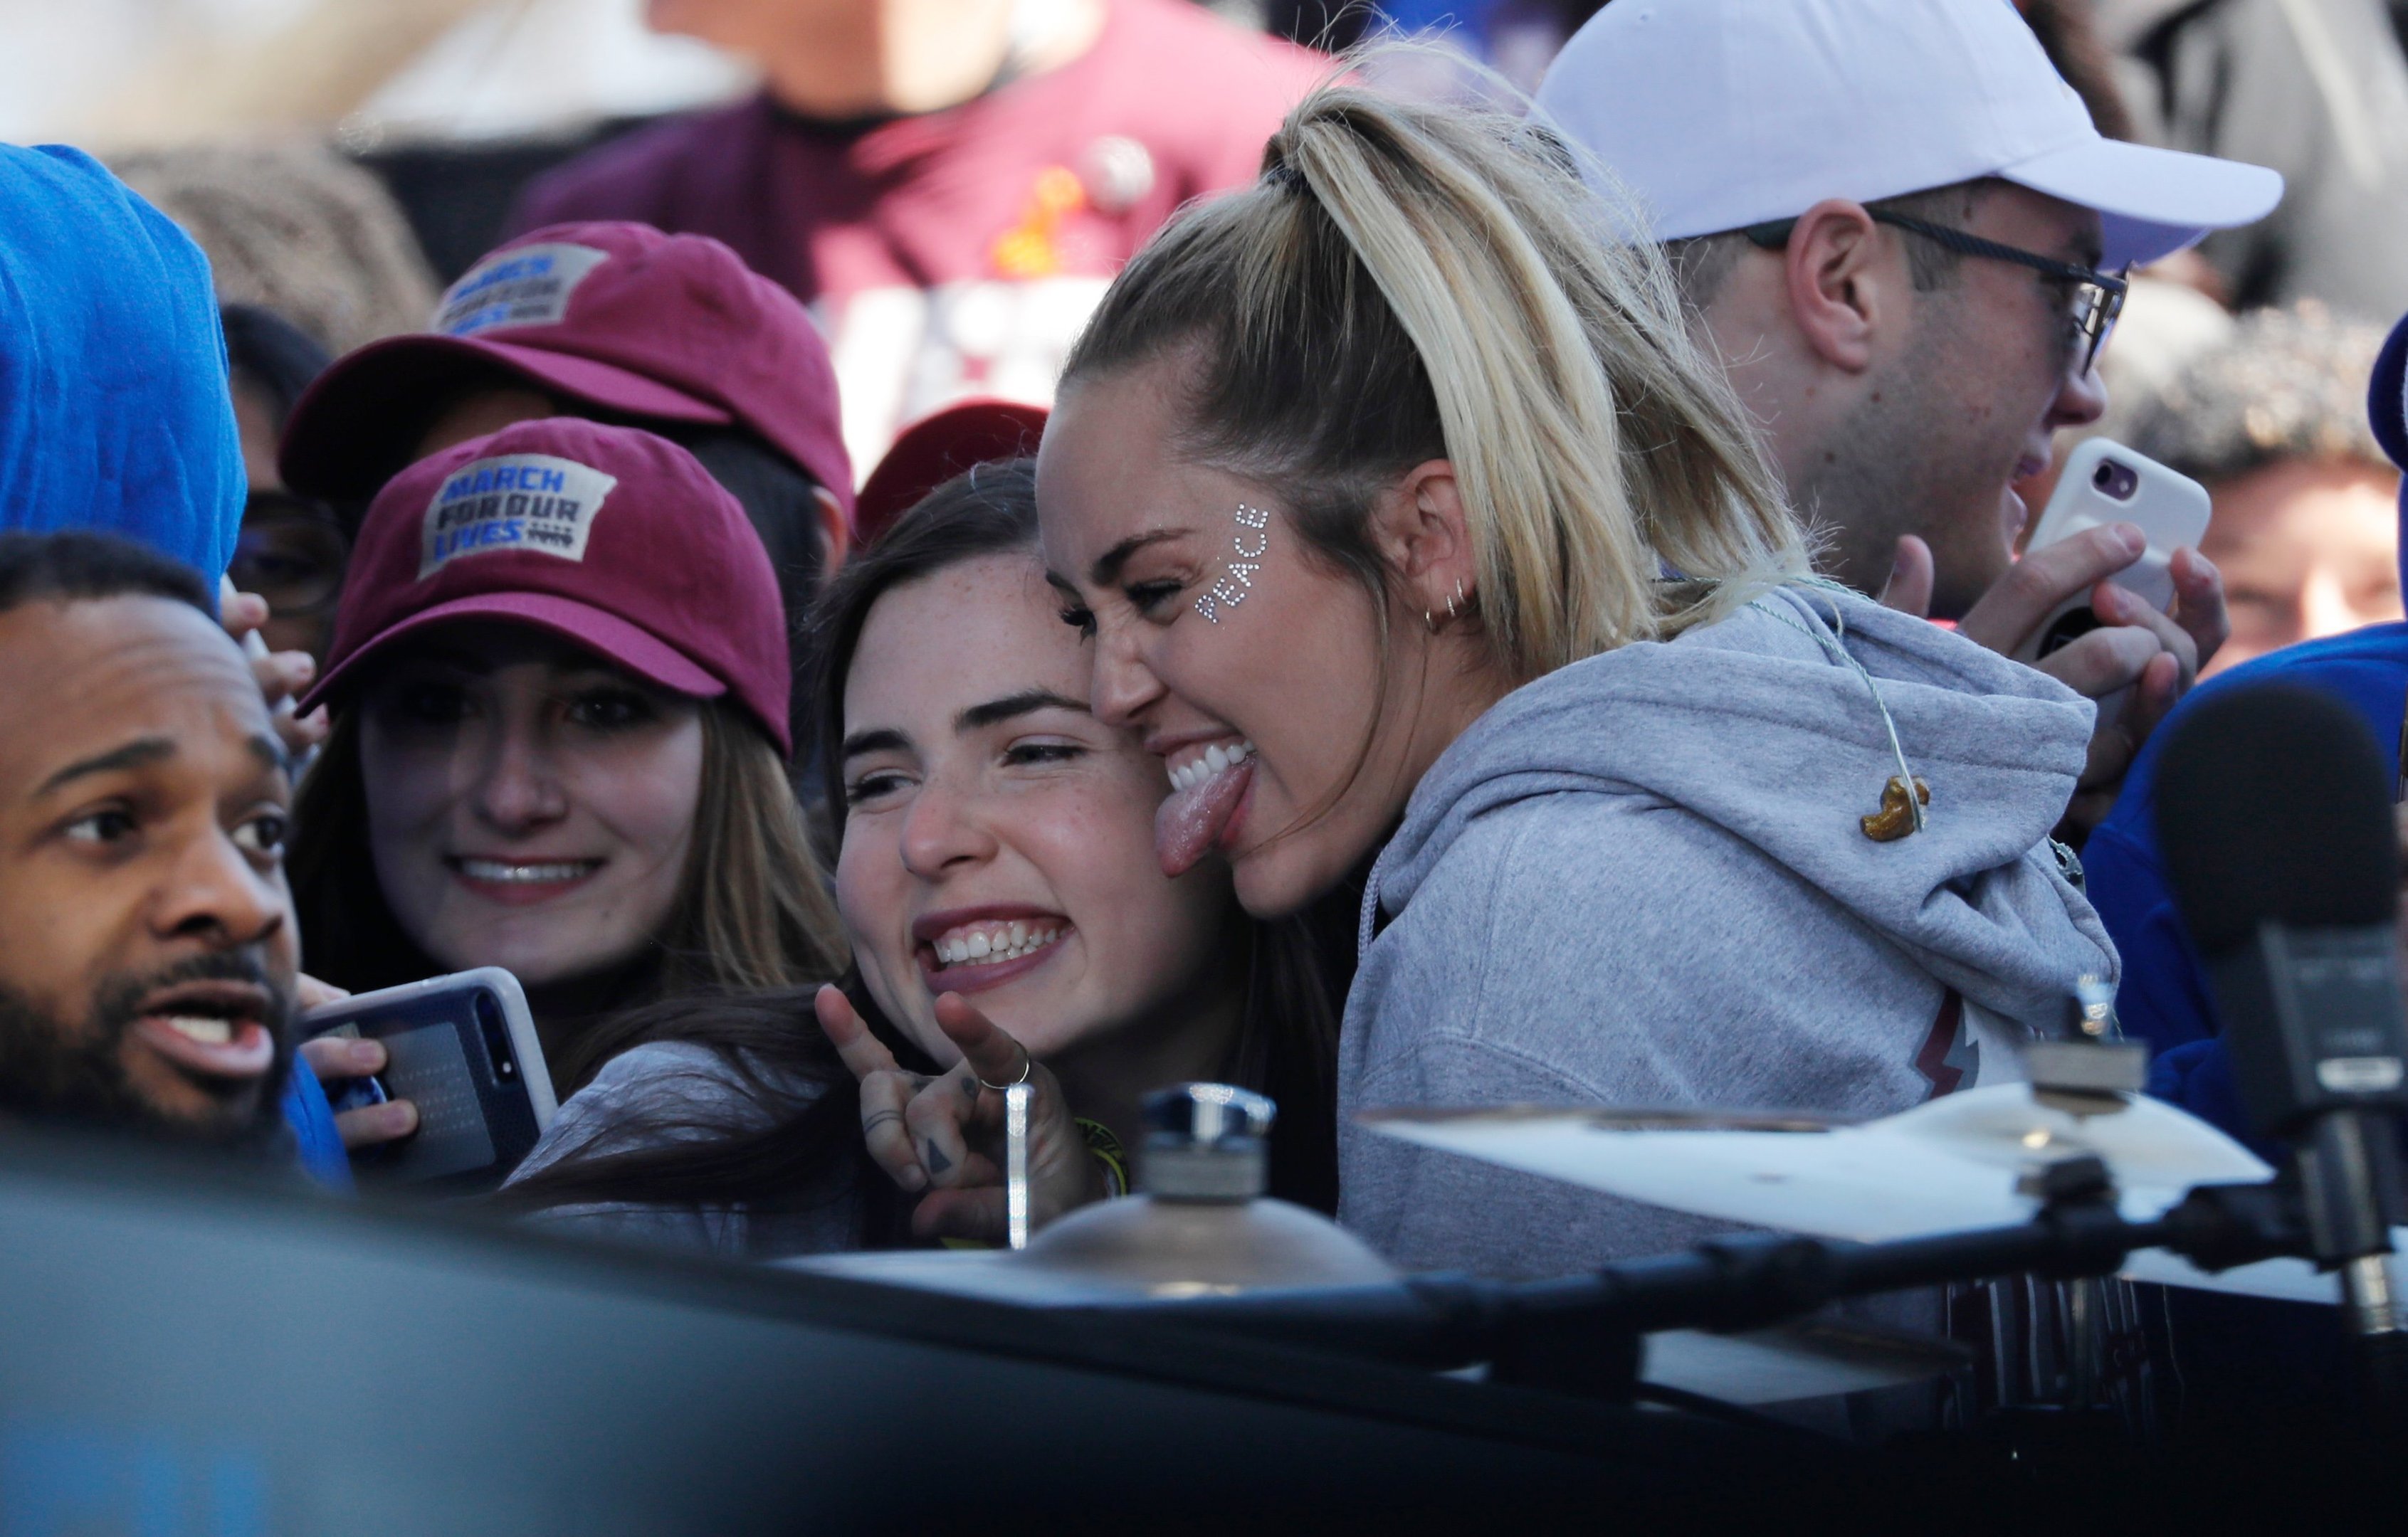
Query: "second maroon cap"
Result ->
[[301, 417, 794, 754], [280, 222, 853, 526], [854, 398, 1049, 546]]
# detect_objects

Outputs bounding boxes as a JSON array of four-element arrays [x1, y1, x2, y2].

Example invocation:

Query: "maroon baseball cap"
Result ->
[[854, 398, 1049, 546], [279, 222, 853, 524], [300, 418, 793, 754]]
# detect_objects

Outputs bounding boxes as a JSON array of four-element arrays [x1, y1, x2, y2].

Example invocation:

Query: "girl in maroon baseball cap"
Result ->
[[286, 418, 846, 1092]]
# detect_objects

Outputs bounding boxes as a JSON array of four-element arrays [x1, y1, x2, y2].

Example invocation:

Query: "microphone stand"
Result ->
[[2292, 1107, 2408, 1415], [1135, 1160, 2313, 1403]]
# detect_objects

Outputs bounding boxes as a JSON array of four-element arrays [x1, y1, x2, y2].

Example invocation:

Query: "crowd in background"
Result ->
[[4, 0, 2408, 1435]]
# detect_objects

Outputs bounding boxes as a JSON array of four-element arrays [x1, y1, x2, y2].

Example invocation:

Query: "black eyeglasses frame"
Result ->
[[1741, 210, 2128, 375]]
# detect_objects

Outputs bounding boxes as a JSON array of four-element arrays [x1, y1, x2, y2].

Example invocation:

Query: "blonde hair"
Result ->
[[1063, 70, 1807, 680], [671, 704, 849, 995]]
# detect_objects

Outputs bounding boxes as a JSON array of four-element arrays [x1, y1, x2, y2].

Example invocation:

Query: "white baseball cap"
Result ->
[[1533, 0, 2282, 270]]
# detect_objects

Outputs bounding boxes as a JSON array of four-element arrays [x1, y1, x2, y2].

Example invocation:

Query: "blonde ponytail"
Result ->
[[1063, 61, 1807, 680]]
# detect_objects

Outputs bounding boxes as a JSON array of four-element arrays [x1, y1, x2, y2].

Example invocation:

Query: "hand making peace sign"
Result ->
[[814, 984, 1107, 1242]]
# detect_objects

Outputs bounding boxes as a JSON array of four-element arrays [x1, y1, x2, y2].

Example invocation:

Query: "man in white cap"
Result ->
[[1537, 0, 2284, 835]]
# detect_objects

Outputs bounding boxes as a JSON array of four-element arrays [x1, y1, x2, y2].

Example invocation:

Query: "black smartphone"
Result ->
[[303, 969, 557, 1191]]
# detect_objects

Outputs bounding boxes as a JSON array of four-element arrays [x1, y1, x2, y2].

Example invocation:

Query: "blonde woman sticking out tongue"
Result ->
[[1019, 78, 2118, 1279]]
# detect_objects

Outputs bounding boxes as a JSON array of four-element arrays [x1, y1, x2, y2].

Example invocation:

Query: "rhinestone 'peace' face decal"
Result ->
[[1195, 504, 1271, 623]]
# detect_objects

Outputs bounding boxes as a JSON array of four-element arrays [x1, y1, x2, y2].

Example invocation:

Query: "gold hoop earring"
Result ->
[[1444, 580, 1465, 621]]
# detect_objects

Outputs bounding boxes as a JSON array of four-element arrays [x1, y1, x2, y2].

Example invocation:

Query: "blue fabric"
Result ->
[[2087, 303, 2408, 1410], [2088, 622, 2408, 1052], [280, 1057, 353, 1193], [0, 143, 242, 593], [1379, 0, 1491, 34], [2100, 310, 2408, 1133], [2089, 618, 2408, 1408]]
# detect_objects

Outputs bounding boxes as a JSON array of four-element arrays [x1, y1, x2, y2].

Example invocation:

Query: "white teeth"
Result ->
[[931, 924, 1066, 968], [162, 1015, 233, 1045], [461, 859, 593, 883], [1169, 739, 1255, 791]]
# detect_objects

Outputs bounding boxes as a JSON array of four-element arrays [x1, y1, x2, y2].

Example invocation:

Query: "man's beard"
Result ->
[[0, 954, 295, 1154], [1797, 315, 2021, 620]]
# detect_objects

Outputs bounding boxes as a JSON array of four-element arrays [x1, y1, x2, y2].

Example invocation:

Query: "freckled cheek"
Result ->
[[835, 825, 914, 971], [1022, 783, 1231, 1015], [1002, 780, 1160, 940], [834, 820, 937, 1041]]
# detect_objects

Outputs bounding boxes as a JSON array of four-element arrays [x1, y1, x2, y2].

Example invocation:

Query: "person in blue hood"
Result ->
[[0, 144, 349, 1187], [2085, 308, 2408, 1146], [2080, 310, 2408, 1410], [0, 144, 243, 589]]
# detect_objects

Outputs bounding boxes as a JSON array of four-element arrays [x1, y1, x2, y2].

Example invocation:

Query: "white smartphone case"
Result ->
[[2012, 438, 2212, 674]]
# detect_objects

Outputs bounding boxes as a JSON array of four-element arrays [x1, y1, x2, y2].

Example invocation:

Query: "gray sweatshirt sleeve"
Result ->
[[505, 1041, 838, 1259], [1339, 798, 1950, 1279]]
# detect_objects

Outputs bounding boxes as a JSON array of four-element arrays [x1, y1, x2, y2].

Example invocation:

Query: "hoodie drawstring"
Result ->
[[1750, 583, 1930, 840]]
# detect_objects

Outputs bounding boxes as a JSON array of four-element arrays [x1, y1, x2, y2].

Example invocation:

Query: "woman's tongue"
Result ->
[[1155, 758, 1253, 877]]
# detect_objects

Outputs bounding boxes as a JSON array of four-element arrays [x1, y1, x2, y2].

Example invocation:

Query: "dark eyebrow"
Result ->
[[250, 734, 293, 781], [957, 690, 1090, 732], [1088, 529, 1191, 587], [36, 731, 293, 799], [841, 728, 910, 761], [37, 738, 174, 796]]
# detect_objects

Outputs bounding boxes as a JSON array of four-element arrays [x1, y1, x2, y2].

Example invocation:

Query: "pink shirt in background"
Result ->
[[510, 0, 1326, 472]]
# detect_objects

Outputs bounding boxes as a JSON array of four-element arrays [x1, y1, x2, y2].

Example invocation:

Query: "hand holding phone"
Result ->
[[2011, 440, 2213, 718], [302, 969, 557, 1191]]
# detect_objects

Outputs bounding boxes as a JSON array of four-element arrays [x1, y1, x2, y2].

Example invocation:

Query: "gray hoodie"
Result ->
[[505, 1042, 859, 1259], [1338, 583, 2119, 1279]]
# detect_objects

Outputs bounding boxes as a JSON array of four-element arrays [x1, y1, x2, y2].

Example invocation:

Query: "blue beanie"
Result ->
[[0, 144, 243, 601]]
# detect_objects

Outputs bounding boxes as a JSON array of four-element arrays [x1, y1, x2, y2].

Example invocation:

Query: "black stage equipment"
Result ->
[[0, 1121, 1837, 1533], [2157, 682, 2408, 1409], [1113, 1156, 2304, 1396]]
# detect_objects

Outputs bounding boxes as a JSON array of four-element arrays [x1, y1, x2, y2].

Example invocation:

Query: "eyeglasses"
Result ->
[[1742, 211, 2128, 376], [233, 493, 351, 618]]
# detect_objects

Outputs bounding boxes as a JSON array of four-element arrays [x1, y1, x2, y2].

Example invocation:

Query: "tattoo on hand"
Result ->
[[925, 1141, 953, 1175], [960, 1074, 982, 1102], [863, 1110, 902, 1135]]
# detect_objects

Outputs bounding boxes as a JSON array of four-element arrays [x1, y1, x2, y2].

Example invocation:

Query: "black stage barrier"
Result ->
[[0, 1121, 1851, 1533]]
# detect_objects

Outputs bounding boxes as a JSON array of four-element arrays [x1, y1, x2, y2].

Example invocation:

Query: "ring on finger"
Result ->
[[977, 1045, 1032, 1092]]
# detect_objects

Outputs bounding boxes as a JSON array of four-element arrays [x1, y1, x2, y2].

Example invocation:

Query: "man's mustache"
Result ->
[[91, 952, 295, 1041]]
